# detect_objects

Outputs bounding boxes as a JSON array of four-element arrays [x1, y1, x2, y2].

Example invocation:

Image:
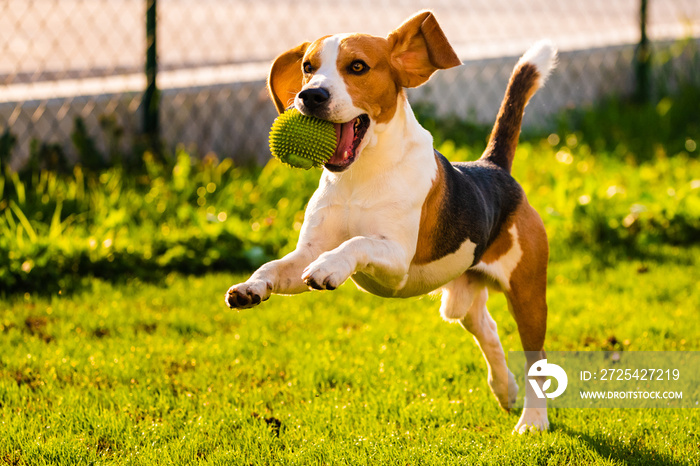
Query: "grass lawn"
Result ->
[[1, 247, 698, 465]]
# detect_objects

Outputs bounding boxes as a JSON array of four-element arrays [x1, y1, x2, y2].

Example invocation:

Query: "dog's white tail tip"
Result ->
[[517, 40, 558, 84]]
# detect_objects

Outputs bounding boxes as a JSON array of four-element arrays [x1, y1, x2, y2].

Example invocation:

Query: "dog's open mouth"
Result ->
[[325, 114, 370, 172]]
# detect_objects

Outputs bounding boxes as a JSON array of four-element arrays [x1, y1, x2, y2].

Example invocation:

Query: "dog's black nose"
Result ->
[[298, 88, 330, 111]]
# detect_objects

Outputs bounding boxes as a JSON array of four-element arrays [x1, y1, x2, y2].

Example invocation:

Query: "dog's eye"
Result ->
[[348, 60, 369, 75], [303, 62, 314, 74]]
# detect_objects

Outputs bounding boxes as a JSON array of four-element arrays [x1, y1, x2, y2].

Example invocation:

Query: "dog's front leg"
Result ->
[[302, 236, 410, 291], [225, 246, 321, 309]]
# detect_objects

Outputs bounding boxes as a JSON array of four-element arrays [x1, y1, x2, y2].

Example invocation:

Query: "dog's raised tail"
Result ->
[[481, 41, 557, 173]]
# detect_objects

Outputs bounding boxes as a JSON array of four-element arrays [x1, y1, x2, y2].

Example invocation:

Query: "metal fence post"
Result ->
[[634, 0, 650, 102], [144, 0, 159, 147]]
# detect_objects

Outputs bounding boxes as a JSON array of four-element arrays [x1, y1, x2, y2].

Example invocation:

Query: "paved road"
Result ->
[[2, 0, 698, 84]]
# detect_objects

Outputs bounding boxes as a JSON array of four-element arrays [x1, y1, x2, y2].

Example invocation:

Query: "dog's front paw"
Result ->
[[301, 253, 355, 291], [225, 280, 271, 309]]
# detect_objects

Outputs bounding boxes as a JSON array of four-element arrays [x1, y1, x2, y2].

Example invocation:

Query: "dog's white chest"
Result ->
[[353, 237, 476, 298]]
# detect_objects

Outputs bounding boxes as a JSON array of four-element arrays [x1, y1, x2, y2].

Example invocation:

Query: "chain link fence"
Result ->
[[1, 0, 699, 169]]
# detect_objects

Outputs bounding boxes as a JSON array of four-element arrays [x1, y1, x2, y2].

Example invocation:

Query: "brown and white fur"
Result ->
[[225, 11, 557, 434]]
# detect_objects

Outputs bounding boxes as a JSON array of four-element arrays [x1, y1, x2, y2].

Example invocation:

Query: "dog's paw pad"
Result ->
[[225, 281, 270, 309], [301, 255, 352, 291]]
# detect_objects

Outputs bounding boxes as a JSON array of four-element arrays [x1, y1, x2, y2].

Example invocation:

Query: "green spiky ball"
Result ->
[[269, 108, 337, 169]]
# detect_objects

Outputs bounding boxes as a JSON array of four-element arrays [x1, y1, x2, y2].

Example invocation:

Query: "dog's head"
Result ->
[[267, 11, 461, 172]]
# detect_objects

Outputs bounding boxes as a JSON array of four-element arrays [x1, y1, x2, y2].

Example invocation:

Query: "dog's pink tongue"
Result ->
[[329, 121, 355, 164]]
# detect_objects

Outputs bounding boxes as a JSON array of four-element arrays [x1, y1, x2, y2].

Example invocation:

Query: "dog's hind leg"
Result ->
[[441, 273, 518, 411], [505, 203, 550, 434]]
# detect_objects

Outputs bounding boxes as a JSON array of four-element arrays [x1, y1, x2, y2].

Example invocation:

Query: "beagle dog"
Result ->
[[226, 10, 556, 434]]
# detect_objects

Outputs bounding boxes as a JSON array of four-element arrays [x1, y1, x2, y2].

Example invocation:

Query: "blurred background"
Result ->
[[1, 0, 699, 167]]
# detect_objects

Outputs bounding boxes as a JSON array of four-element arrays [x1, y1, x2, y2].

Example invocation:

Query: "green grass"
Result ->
[[2, 138, 699, 295], [1, 248, 698, 465]]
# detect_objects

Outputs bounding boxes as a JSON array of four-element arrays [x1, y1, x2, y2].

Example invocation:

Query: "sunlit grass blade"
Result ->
[[8, 170, 25, 205], [9, 200, 37, 243], [48, 200, 64, 240]]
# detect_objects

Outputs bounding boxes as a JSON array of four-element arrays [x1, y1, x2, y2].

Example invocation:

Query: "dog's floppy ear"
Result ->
[[267, 42, 310, 114], [387, 11, 461, 88]]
